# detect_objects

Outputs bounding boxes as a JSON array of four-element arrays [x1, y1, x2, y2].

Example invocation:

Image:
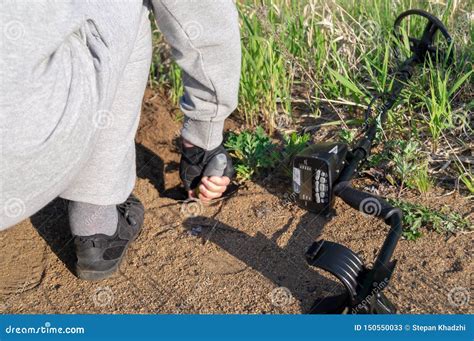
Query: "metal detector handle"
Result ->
[[334, 181, 403, 269], [193, 154, 228, 197], [334, 182, 395, 220], [203, 153, 227, 177]]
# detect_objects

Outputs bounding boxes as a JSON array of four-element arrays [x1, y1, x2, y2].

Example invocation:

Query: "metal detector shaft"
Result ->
[[330, 56, 415, 300], [302, 9, 454, 314], [365, 57, 417, 141], [328, 56, 417, 308], [337, 56, 418, 183]]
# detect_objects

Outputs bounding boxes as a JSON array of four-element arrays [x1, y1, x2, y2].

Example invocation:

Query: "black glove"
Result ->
[[179, 143, 234, 191]]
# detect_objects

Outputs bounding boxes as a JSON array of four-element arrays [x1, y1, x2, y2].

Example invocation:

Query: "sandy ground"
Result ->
[[1, 90, 472, 314]]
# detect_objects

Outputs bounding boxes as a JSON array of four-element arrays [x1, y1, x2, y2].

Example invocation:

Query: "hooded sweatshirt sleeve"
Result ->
[[149, 0, 241, 150]]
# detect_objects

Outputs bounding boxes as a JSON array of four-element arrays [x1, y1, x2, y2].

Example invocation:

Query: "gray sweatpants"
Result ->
[[1, 4, 152, 230], [0, 0, 241, 231]]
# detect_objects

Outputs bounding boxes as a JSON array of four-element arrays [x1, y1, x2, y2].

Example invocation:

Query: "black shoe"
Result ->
[[74, 194, 144, 281]]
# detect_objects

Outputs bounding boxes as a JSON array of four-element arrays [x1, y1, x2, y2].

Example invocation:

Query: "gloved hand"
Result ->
[[179, 140, 234, 202]]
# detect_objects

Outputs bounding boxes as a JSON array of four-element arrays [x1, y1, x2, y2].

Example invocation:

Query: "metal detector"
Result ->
[[292, 9, 453, 314]]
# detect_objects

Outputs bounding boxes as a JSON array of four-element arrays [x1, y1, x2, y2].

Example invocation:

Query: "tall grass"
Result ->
[[151, 0, 472, 128], [149, 0, 473, 194]]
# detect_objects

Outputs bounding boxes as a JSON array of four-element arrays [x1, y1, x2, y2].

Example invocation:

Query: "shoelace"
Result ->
[[76, 236, 107, 248], [117, 199, 138, 226]]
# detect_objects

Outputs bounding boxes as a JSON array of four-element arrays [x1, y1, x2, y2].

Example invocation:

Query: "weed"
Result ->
[[459, 172, 474, 195], [455, 162, 474, 195], [366, 150, 390, 168], [338, 128, 358, 144], [410, 162, 432, 195], [388, 199, 472, 241], [387, 140, 431, 195], [225, 127, 279, 181], [225, 129, 311, 180], [281, 132, 310, 163]]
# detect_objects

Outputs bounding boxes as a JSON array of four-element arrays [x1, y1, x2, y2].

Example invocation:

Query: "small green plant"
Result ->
[[388, 199, 472, 241], [225, 126, 279, 180], [461, 174, 474, 194], [277, 132, 311, 176], [415, 66, 472, 152], [281, 132, 310, 163], [388, 140, 431, 194], [409, 161, 432, 194], [338, 128, 357, 144], [367, 151, 389, 168], [417, 68, 451, 151], [458, 170, 474, 195]]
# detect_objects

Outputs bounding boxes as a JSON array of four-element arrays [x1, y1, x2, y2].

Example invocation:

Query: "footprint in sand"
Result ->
[[203, 251, 247, 275], [0, 221, 46, 294]]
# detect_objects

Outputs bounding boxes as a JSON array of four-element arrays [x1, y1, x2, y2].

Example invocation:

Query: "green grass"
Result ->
[[150, 0, 473, 193], [388, 199, 473, 241]]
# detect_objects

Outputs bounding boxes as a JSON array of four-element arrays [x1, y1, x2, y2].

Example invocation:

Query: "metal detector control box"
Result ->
[[293, 142, 348, 213]]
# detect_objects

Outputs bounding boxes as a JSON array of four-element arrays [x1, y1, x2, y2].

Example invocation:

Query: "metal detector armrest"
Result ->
[[307, 181, 403, 313], [305, 240, 365, 300]]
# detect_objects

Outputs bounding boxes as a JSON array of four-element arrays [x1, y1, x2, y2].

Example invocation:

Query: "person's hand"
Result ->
[[188, 176, 231, 203], [179, 139, 234, 203]]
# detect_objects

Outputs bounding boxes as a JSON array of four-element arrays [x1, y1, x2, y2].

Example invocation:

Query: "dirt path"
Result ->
[[1, 90, 472, 314]]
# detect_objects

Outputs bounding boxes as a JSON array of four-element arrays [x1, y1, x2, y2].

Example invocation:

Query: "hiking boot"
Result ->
[[74, 194, 144, 281]]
